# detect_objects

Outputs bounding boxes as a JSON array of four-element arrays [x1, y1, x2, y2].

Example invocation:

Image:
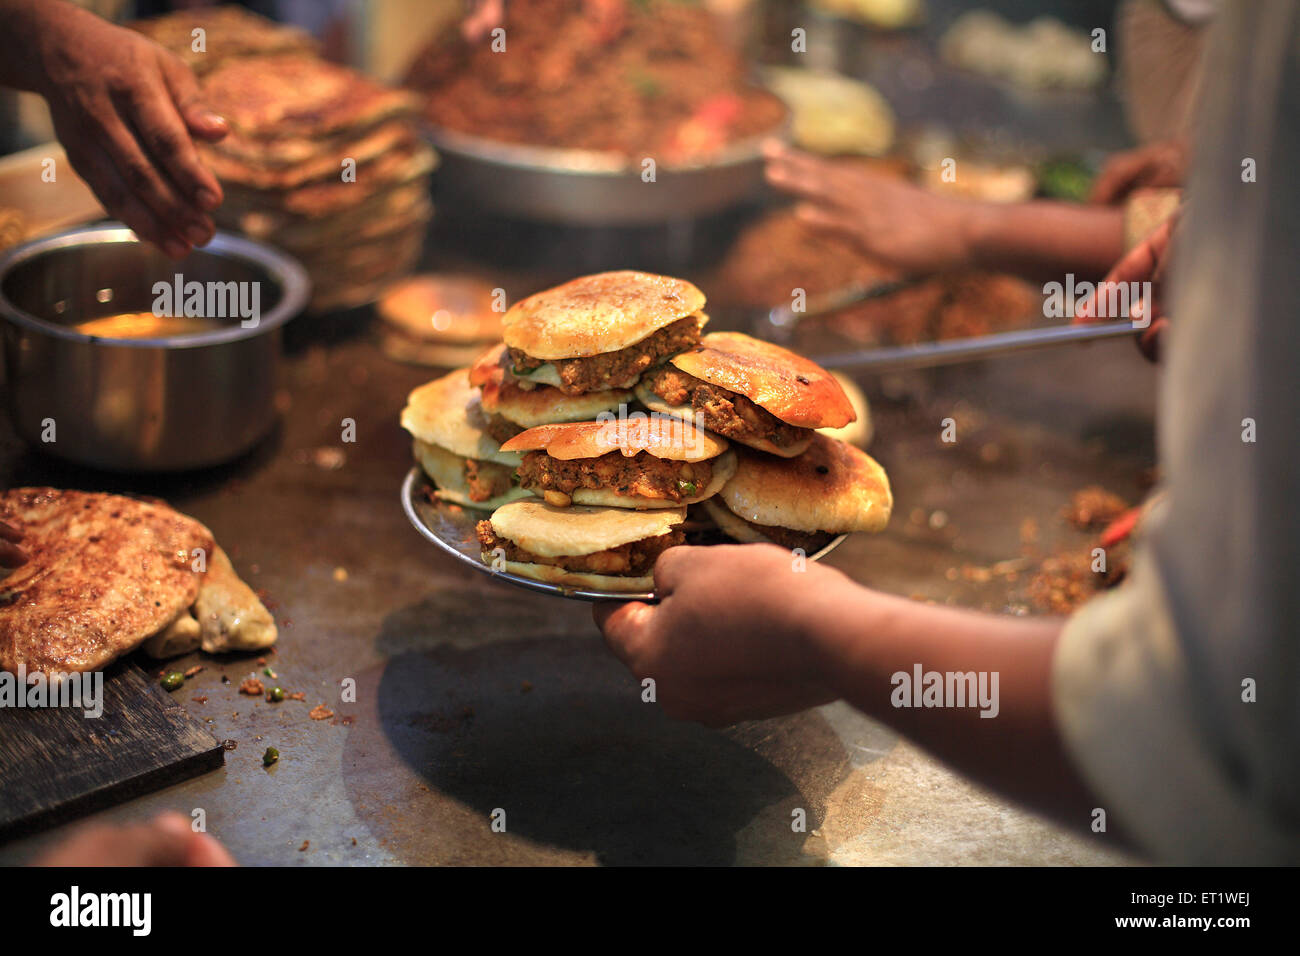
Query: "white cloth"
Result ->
[[1053, 0, 1300, 864]]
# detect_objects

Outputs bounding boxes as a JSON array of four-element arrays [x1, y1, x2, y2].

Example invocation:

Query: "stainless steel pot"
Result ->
[[0, 223, 309, 472]]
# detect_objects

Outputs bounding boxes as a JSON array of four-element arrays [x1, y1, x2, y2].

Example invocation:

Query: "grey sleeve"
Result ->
[[1051, 0, 1300, 864]]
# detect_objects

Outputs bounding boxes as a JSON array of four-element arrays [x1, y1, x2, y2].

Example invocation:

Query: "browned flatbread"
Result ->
[[0, 489, 212, 674], [670, 332, 855, 429], [217, 140, 436, 217], [131, 7, 317, 75], [218, 182, 431, 247], [202, 121, 417, 191], [201, 54, 420, 140]]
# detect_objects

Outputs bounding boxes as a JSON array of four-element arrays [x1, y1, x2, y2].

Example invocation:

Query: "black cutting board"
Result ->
[[0, 660, 223, 842]]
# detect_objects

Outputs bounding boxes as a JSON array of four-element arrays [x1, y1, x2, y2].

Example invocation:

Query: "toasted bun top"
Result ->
[[500, 417, 727, 461], [378, 275, 504, 344], [400, 369, 521, 465], [670, 332, 855, 429], [503, 271, 706, 360], [490, 500, 686, 557], [720, 434, 892, 533]]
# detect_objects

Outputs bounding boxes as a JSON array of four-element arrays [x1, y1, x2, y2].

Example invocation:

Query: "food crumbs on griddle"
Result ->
[[299, 840, 309, 852], [351, 837, 358, 846], [267, 686, 286, 702], [256, 657, 266, 666], [239, 677, 265, 696], [221, 739, 238, 751], [1063, 486, 1128, 531], [309, 705, 334, 720], [263, 746, 279, 767], [161, 671, 184, 691], [288, 691, 306, 701], [184, 665, 204, 678], [192, 695, 208, 704]]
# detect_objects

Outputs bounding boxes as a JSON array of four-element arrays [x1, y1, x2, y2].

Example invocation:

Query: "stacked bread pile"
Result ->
[[131, 6, 317, 75], [401, 271, 893, 592], [134, 9, 435, 312]]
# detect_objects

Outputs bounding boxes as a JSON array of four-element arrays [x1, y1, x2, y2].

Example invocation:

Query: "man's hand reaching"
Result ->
[[0, 0, 228, 258]]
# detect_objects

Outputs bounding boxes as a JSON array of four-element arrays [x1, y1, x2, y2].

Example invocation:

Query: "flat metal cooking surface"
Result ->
[[0, 322, 1154, 865]]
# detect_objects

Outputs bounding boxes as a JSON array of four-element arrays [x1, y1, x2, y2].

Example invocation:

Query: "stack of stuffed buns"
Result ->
[[401, 271, 893, 592]]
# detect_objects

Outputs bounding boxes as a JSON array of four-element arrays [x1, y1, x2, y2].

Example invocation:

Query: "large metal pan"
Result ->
[[424, 116, 789, 226]]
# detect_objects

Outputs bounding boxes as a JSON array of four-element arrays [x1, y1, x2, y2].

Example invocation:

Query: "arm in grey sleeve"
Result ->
[[1051, 0, 1300, 864]]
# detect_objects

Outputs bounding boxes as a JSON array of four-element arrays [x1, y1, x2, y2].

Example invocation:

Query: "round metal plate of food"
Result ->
[[400, 466, 846, 603]]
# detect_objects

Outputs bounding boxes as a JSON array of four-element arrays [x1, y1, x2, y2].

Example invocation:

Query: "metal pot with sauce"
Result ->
[[0, 223, 309, 472]]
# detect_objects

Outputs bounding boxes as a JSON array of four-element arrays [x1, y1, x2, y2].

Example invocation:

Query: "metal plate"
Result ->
[[401, 466, 845, 603]]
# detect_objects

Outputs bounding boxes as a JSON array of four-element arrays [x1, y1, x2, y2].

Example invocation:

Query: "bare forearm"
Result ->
[[802, 578, 1101, 831], [963, 200, 1125, 281]]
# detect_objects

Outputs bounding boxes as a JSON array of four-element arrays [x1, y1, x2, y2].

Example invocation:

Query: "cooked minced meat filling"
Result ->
[[509, 316, 701, 394], [484, 413, 526, 444], [476, 522, 684, 575], [745, 520, 835, 553], [644, 365, 810, 450], [463, 458, 515, 502], [517, 450, 712, 502]]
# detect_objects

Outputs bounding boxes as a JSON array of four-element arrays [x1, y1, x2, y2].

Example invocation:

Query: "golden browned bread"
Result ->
[[670, 332, 855, 429], [400, 369, 522, 466], [500, 418, 728, 462], [489, 500, 684, 556], [0, 489, 212, 674], [503, 271, 706, 359], [718, 434, 892, 533]]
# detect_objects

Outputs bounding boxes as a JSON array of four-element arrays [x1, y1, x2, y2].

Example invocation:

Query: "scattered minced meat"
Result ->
[[509, 316, 701, 394], [643, 365, 809, 451], [477, 521, 683, 575], [463, 457, 515, 502], [1063, 486, 1129, 531], [239, 677, 265, 696], [516, 449, 711, 502], [484, 413, 526, 444], [309, 705, 334, 721]]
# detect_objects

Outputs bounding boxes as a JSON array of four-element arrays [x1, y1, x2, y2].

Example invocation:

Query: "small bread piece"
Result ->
[[501, 418, 728, 462], [720, 434, 892, 533], [489, 501, 685, 557], [414, 440, 531, 510], [670, 332, 855, 429], [504, 271, 706, 360], [400, 369, 522, 467]]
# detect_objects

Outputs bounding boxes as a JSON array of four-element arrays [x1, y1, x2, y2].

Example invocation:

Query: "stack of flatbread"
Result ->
[[135, 10, 435, 312], [131, 5, 318, 75], [0, 489, 277, 675]]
